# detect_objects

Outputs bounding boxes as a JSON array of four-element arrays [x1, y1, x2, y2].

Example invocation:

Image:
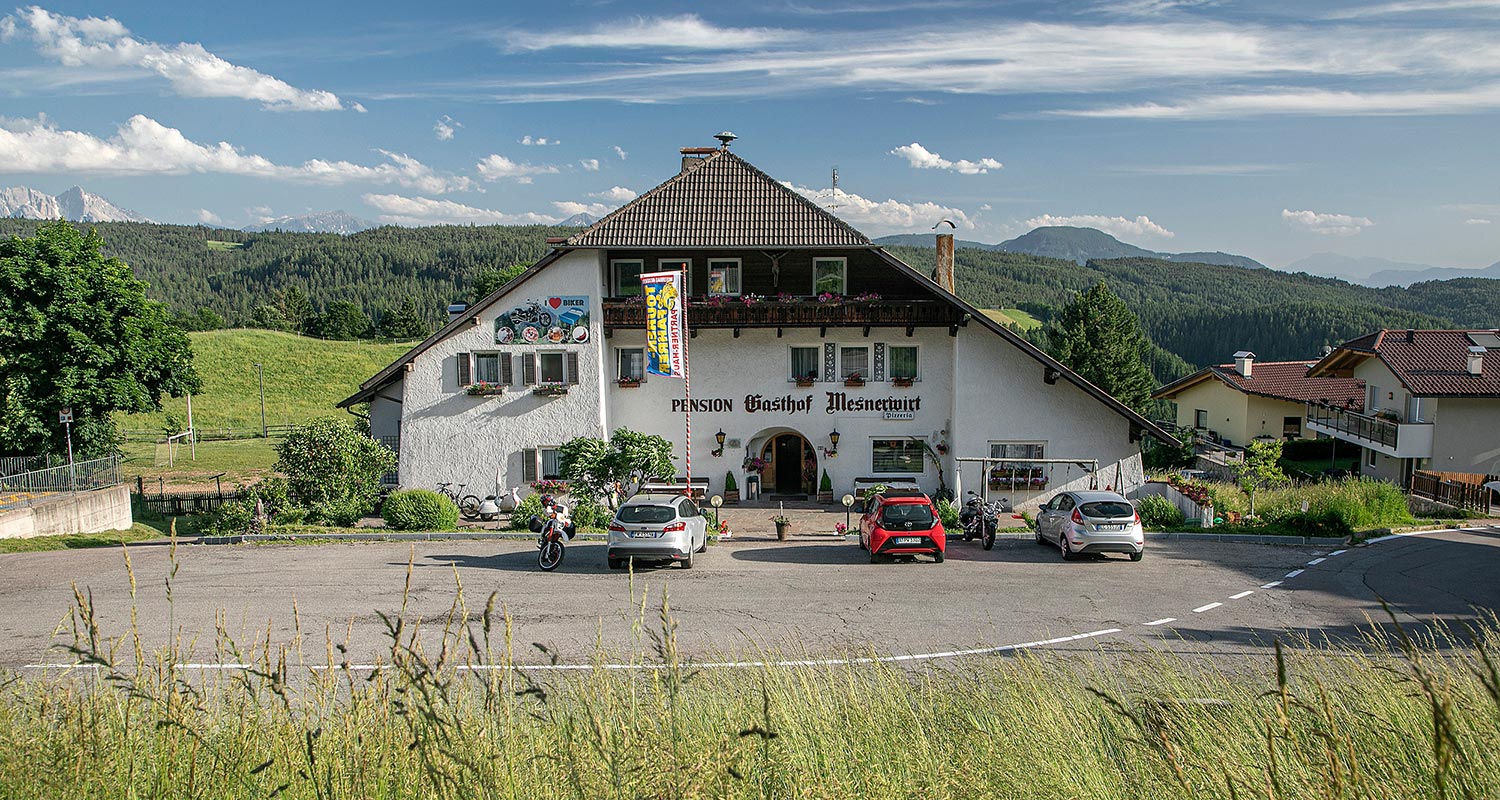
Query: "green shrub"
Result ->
[[381, 489, 459, 531], [819, 469, 832, 492], [935, 498, 959, 530], [724, 471, 738, 492], [307, 497, 366, 527], [206, 500, 253, 536], [1255, 477, 1413, 531], [1137, 495, 1185, 529], [1269, 510, 1353, 538], [275, 418, 394, 521], [570, 496, 605, 529], [508, 493, 544, 530]]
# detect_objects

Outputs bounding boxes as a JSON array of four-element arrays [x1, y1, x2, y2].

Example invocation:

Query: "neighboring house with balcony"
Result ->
[[1152, 351, 1365, 446], [339, 137, 1171, 508], [1304, 329, 1500, 486]]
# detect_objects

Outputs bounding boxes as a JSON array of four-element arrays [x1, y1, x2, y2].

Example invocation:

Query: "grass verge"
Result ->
[[0, 524, 160, 553], [120, 436, 280, 490], [4, 550, 1499, 797]]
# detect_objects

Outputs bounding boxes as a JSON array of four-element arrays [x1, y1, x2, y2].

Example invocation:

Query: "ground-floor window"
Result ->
[[539, 351, 565, 383], [1282, 416, 1301, 438], [522, 447, 564, 482], [872, 438, 925, 474], [1194, 409, 1208, 429], [988, 442, 1046, 490], [474, 353, 502, 384]]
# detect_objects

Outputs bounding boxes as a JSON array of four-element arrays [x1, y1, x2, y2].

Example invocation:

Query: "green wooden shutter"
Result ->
[[521, 449, 538, 483], [457, 352, 470, 387], [522, 353, 536, 385], [500, 352, 513, 385]]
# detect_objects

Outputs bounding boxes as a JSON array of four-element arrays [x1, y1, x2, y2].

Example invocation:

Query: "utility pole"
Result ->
[[255, 363, 267, 438]]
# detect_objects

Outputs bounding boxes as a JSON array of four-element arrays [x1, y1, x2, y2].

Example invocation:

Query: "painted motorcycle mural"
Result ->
[[495, 296, 590, 345]]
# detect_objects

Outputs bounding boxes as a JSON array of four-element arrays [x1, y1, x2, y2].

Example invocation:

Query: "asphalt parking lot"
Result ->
[[3, 527, 1497, 670]]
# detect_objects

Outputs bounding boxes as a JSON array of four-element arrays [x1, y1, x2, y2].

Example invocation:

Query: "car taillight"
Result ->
[[1133, 511, 1141, 525], [663, 521, 686, 532], [1071, 509, 1084, 526], [608, 523, 626, 532]]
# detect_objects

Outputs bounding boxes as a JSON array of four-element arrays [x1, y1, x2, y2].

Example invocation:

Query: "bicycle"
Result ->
[[437, 482, 481, 521]]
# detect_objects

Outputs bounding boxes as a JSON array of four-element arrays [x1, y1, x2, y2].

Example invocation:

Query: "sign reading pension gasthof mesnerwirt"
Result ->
[[494, 296, 590, 346], [667, 393, 921, 415]]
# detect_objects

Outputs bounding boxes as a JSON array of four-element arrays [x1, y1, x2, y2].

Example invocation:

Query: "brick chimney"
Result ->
[[934, 220, 955, 294], [1468, 346, 1486, 376], [1233, 350, 1255, 378]]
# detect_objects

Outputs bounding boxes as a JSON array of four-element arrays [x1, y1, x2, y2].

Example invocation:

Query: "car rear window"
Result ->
[[616, 505, 675, 524], [1080, 501, 1135, 519], [880, 503, 935, 528]]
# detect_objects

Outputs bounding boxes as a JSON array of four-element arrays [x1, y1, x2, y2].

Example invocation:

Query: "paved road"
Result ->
[[2, 527, 1496, 670]]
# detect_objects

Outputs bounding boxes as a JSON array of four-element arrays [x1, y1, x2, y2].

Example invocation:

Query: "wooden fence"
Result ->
[[134, 476, 238, 516], [1410, 470, 1498, 513]]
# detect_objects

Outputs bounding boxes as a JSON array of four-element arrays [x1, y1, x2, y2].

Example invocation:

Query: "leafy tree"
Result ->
[[1237, 439, 1291, 517], [0, 222, 200, 458], [559, 427, 676, 504], [174, 307, 224, 331], [280, 285, 313, 334], [377, 299, 428, 339], [468, 262, 532, 304], [250, 304, 289, 331], [1044, 281, 1156, 414], [274, 417, 395, 525], [316, 300, 370, 341]]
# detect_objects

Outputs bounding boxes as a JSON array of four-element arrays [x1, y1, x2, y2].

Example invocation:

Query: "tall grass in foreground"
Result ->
[[1, 545, 1497, 798]]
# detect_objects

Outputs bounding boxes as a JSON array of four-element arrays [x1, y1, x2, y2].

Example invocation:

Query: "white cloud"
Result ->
[[590, 186, 637, 202], [507, 14, 789, 51], [579, 158, 600, 171], [195, 208, 222, 225], [1091, 0, 1220, 15], [1024, 213, 1175, 239], [1465, 217, 1493, 225], [1281, 208, 1374, 236], [787, 183, 972, 233], [1049, 85, 1500, 119], [1324, 0, 1500, 19], [475, 153, 560, 184], [351, 102, 367, 113], [0, 114, 473, 192], [2, 7, 347, 111], [890, 142, 1001, 174], [434, 115, 460, 141], [612, 145, 628, 160], [520, 135, 559, 145], [978, 203, 993, 211], [553, 200, 614, 217], [362, 194, 560, 226]]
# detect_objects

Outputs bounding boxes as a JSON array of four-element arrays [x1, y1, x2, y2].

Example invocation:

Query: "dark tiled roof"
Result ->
[[1154, 361, 1365, 406], [564, 150, 871, 249], [1353, 330, 1500, 397]]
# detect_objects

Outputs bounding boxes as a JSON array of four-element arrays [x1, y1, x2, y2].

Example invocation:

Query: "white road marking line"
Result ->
[[1193, 602, 1222, 613], [1285, 569, 1304, 578], [1362, 528, 1456, 545], [22, 663, 97, 670], [1328, 549, 1347, 556], [1229, 590, 1254, 600], [1261, 581, 1283, 589], [1306, 557, 1326, 565], [1143, 618, 1176, 626], [176, 664, 251, 670]]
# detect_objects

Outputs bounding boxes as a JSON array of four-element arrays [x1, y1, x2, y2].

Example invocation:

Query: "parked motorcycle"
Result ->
[[959, 491, 1007, 550], [529, 494, 576, 571]]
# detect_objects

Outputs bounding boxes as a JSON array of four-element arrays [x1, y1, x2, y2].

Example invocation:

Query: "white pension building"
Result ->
[[340, 141, 1170, 508]]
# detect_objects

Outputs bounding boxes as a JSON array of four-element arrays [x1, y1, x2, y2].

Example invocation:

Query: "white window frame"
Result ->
[[611, 259, 645, 297], [706, 258, 742, 296], [616, 347, 645, 382], [839, 345, 870, 381], [813, 257, 847, 296], [1367, 447, 1377, 469], [538, 351, 567, 384], [658, 258, 691, 294], [871, 437, 927, 475], [1194, 409, 1208, 429], [888, 344, 919, 381], [789, 346, 820, 382], [540, 447, 563, 480], [473, 352, 502, 384]]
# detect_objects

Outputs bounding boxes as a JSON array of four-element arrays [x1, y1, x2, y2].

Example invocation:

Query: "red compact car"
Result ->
[[859, 493, 946, 563]]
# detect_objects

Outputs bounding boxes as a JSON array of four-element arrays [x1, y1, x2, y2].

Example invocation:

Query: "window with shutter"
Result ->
[[566, 351, 579, 385], [522, 353, 537, 385], [521, 449, 538, 483], [500, 352, 513, 385], [457, 352, 471, 387]]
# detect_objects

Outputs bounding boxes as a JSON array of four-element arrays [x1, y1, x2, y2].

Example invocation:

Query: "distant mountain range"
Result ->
[[559, 212, 597, 227], [1283, 252, 1500, 287], [245, 211, 374, 235], [873, 226, 1267, 270], [0, 186, 152, 223]]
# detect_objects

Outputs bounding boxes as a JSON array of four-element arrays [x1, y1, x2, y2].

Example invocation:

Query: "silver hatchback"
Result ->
[[606, 493, 709, 570], [1036, 490, 1144, 561]]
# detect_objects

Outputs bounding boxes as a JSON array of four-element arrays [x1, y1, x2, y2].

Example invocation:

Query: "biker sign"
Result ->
[[495, 296, 590, 345]]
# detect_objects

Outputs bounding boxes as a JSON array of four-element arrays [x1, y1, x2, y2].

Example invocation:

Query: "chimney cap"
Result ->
[[1232, 350, 1255, 359], [679, 146, 716, 155]]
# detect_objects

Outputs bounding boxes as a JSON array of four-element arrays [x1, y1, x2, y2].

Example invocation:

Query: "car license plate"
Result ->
[[893, 536, 923, 545], [630, 531, 661, 538], [1098, 524, 1125, 531]]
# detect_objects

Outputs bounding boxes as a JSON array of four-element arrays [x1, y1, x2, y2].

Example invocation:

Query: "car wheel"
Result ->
[[1060, 534, 1075, 561], [680, 547, 694, 570], [1130, 550, 1143, 562], [933, 549, 944, 564], [869, 550, 881, 564], [1035, 526, 1046, 545], [696, 532, 708, 553], [607, 557, 623, 570]]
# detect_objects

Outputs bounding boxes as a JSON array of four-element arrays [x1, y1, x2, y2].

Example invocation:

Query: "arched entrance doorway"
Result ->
[[760, 432, 816, 497]]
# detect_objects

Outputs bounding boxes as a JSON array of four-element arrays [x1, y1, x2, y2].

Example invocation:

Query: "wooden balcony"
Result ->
[[602, 298, 965, 332]]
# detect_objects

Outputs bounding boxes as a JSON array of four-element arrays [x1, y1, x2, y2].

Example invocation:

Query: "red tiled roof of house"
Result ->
[[1153, 360, 1365, 407], [1318, 329, 1500, 397]]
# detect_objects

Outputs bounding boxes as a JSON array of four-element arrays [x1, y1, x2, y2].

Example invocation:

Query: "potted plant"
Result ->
[[770, 513, 791, 540], [616, 376, 641, 388], [891, 376, 914, 388], [843, 372, 865, 388], [723, 471, 739, 505], [532, 382, 569, 397], [795, 372, 816, 388], [466, 381, 505, 396], [817, 469, 834, 504]]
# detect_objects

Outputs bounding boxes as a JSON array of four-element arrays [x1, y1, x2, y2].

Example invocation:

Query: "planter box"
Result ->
[[466, 384, 506, 396], [891, 377, 914, 388], [723, 490, 739, 505], [843, 379, 866, 388], [532, 385, 569, 397], [616, 380, 641, 389], [817, 490, 834, 504], [795, 379, 815, 388]]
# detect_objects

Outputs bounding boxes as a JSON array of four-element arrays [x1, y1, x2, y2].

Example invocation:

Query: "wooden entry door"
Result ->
[[772, 434, 807, 495]]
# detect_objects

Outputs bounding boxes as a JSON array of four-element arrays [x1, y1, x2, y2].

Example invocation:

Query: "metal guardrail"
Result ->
[[1306, 403, 1399, 449], [0, 456, 122, 511], [0, 455, 62, 478]]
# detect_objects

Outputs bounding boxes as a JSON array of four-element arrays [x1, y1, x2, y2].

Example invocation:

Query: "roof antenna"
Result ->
[[821, 167, 842, 212], [713, 131, 737, 148], [933, 219, 956, 230]]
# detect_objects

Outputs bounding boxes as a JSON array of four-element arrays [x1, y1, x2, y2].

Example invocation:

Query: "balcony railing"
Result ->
[[1306, 403, 1398, 448], [602, 298, 963, 330]]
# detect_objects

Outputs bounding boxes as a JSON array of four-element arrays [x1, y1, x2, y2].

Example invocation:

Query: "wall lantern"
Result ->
[[711, 428, 727, 458], [828, 429, 840, 456]]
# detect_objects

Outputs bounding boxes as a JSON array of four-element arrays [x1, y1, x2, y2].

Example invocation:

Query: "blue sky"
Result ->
[[1, 0, 1497, 269]]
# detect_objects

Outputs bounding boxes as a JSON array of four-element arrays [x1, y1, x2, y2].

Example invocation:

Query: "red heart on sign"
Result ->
[[547, 297, 563, 308]]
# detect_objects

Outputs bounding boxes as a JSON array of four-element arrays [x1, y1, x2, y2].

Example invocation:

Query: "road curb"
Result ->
[[197, 531, 610, 545], [1144, 531, 1348, 546]]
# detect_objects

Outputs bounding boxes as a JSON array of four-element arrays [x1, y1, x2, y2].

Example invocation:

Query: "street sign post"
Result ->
[[59, 407, 75, 490]]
